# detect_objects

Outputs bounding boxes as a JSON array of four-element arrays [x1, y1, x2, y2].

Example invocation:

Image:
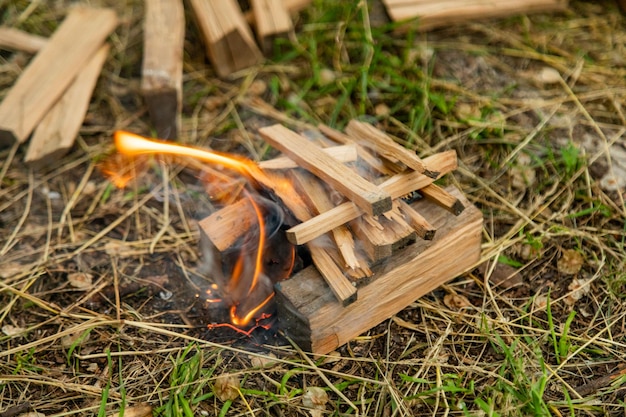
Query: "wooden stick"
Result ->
[[198, 198, 254, 252], [350, 215, 392, 261], [258, 145, 357, 170], [308, 241, 357, 306], [244, 0, 312, 23], [251, 0, 294, 54], [141, 0, 185, 140], [290, 169, 360, 270], [286, 150, 457, 245], [259, 124, 392, 216], [420, 183, 465, 215], [24, 44, 110, 167], [275, 186, 483, 354], [0, 7, 118, 146], [0, 27, 46, 53], [397, 199, 436, 240], [382, 0, 568, 30], [345, 120, 439, 178], [188, 0, 263, 78]]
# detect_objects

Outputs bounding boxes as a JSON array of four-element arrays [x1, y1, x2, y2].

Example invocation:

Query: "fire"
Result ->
[[107, 130, 297, 331]]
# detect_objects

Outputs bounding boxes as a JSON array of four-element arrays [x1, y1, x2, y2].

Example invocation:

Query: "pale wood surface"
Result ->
[[258, 145, 357, 170], [259, 124, 392, 216], [420, 183, 465, 215], [0, 7, 117, 146], [383, 0, 568, 30], [286, 150, 457, 245], [308, 242, 357, 306], [251, 0, 294, 53], [141, 0, 185, 139], [275, 186, 483, 354], [198, 198, 254, 252], [188, 0, 263, 77], [398, 199, 436, 240], [0, 27, 46, 53], [24, 44, 109, 167]]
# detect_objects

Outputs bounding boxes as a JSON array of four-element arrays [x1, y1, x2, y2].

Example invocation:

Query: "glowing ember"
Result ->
[[106, 130, 297, 332]]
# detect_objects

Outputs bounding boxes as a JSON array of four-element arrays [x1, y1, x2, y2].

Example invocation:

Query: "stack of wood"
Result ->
[[0, 7, 117, 166], [198, 120, 483, 354], [382, 0, 569, 31]]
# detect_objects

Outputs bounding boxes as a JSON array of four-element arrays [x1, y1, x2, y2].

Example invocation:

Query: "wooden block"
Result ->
[[346, 120, 439, 178], [251, 0, 294, 54], [0, 27, 47, 53], [275, 186, 483, 354], [420, 183, 465, 215], [259, 124, 392, 216], [24, 44, 109, 167], [198, 198, 255, 252], [188, 0, 263, 77], [286, 150, 457, 245], [0, 7, 118, 146], [258, 145, 357, 170], [382, 0, 568, 30], [141, 0, 185, 140]]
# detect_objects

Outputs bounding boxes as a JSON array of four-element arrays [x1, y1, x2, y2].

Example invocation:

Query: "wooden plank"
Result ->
[[382, 0, 568, 30], [0, 27, 46, 53], [188, 0, 263, 77], [251, 0, 294, 54], [24, 44, 109, 167], [0, 7, 118, 146], [275, 186, 483, 354], [286, 150, 457, 245], [345, 120, 439, 178], [259, 124, 392, 216], [258, 145, 357, 170], [420, 183, 465, 215], [141, 0, 185, 140]]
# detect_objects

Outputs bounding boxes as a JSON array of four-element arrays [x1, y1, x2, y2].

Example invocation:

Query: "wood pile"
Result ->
[[198, 121, 483, 354], [382, 0, 569, 31]]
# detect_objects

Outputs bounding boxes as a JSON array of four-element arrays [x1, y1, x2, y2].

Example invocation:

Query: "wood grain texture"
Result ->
[[0, 7, 117, 146], [24, 44, 109, 167], [275, 186, 483, 354], [141, 0, 185, 139]]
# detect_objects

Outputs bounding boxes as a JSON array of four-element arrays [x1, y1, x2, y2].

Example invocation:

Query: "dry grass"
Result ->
[[1, 1, 626, 416]]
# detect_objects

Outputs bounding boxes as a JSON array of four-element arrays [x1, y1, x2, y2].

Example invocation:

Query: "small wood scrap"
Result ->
[[198, 119, 480, 313], [0, 6, 117, 147], [141, 0, 185, 139], [251, 0, 294, 54], [381, 0, 569, 31], [0, 27, 46, 53]]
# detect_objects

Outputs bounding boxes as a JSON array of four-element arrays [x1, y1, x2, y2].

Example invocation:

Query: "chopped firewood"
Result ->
[[290, 169, 360, 270], [350, 215, 392, 261], [251, 0, 294, 54], [0, 27, 46, 53], [275, 186, 482, 354], [345, 120, 439, 178], [259, 124, 392, 216], [286, 150, 458, 245], [397, 199, 436, 240], [420, 183, 465, 215], [258, 144, 357, 170], [0, 7, 118, 146], [198, 198, 255, 252], [188, 0, 263, 78], [379, 212, 417, 252], [307, 240, 357, 306], [141, 0, 185, 139], [318, 123, 398, 176], [24, 44, 109, 167], [382, 0, 568, 31]]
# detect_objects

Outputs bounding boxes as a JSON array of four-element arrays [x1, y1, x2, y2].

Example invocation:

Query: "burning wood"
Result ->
[[107, 119, 480, 350]]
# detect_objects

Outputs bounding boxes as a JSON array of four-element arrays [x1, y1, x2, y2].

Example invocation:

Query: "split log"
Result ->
[[259, 124, 392, 216], [382, 0, 568, 31], [258, 144, 357, 170], [0, 7, 118, 146], [24, 44, 110, 167], [251, 0, 294, 54], [345, 120, 438, 178], [420, 183, 465, 215], [397, 199, 436, 240], [0, 27, 46, 53], [188, 0, 263, 78], [286, 149, 457, 245], [141, 0, 185, 139], [275, 186, 483, 354]]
